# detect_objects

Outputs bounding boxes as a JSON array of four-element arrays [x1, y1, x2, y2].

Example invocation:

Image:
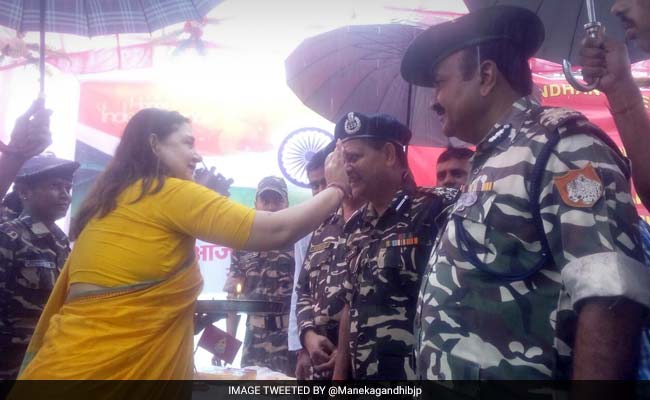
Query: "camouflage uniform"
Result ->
[[295, 207, 350, 379], [224, 247, 295, 375], [0, 207, 19, 224], [416, 98, 650, 380], [0, 212, 71, 379], [344, 185, 457, 379]]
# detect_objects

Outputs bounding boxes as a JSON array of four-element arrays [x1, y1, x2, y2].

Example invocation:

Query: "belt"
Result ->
[[249, 314, 289, 331]]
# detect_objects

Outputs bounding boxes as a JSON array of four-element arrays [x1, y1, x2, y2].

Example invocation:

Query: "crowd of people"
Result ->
[[0, 0, 650, 386]]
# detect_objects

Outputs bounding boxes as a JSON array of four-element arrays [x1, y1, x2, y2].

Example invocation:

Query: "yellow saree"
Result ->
[[17, 257, 203, 380]]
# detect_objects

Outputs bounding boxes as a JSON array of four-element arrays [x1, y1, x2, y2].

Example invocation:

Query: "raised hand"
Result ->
[[1, 98, 53, 159], [194, 166, 234, 197]]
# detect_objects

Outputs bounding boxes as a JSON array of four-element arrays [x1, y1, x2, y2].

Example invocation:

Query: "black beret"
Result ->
[[401, 5, 544, 87], [15, 155, 80, 184], [334, 112, 412, 146]]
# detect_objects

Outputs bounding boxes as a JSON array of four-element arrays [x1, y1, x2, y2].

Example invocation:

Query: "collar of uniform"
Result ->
[[476, 96, 540, 154], [17, 211, 69, 244], [343, 182, 417, 233], [365, 187, 414, 223], [325, 206, 345, 226]]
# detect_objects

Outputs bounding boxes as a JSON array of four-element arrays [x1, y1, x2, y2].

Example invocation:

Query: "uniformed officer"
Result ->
[[223, 176, 296, 375], [401, 5, 650, 380], [295, 144, 365, 380], [0, 155, 79, 379], [331, 112, 458, 380]]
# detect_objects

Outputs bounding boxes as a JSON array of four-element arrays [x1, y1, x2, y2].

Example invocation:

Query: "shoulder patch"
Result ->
[[538, 107, 584, 130], [554, 163, 603, 208]]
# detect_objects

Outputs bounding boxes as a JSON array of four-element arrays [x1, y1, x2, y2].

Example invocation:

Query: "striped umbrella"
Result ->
[[0, 0, 223, 94]]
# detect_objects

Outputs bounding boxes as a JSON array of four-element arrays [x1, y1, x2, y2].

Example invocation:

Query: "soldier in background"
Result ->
[[290, 147, 329, 379], [435, 147, 474, 190], [295, 143, 365, 380], [0, 155, 79, 379], [223, 176, 296, 375], [332, 112, 458, 379], [401, 5, 649, 379]]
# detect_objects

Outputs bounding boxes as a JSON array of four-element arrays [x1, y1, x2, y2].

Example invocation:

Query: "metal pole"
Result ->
[[39, 0, 46, 96], [405, 84, 413, 157]]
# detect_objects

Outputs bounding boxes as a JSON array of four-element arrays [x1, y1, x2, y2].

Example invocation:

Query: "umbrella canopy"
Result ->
[[464, 0, 647, 65], [0, 0, 222, 93], [285, 23, 466, 148], [0, 0, 221, 36]]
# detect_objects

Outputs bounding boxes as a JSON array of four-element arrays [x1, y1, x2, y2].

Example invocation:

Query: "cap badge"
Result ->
[[344, 112, 362, 134]]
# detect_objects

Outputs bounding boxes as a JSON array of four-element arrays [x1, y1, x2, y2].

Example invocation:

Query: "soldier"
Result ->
[[290, 147, 329, 379], [332, 112, 458, 380], [0, 155, 79, 379], [436, 147, 473, 190], [223, 176, 295, 375], [295, 143, 365, 380], [401, 5, 650, 379]]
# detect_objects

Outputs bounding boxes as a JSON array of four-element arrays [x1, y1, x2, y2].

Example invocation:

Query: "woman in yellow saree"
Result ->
[[16, 108, 349, 380]]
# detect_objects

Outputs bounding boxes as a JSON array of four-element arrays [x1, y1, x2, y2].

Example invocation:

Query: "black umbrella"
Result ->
[[286, 24, 467, 148], [464, 0, 647, 65]]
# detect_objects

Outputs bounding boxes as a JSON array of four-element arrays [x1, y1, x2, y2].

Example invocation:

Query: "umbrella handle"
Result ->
[[562, 59, 599, 92], [563, 1, 601, 92]]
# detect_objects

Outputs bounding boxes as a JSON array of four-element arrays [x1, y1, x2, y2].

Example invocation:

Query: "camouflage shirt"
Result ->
[[0, 212, 70, 347], [295, 207, 350, 344], [0, 207, 19, 225], [224, 247, 295, 306], [223, 247, 295, 374], [344, 185, 457, 379], [416, 97, 649, 380]]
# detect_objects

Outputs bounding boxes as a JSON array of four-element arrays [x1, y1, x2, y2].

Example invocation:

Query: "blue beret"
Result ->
[[15, 155, 80, 183], [334, 112, 412, 146], [401, 5, 544, 87]]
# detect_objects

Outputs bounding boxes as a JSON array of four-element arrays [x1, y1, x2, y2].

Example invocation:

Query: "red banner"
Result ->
[[78, 81, 274, 155]]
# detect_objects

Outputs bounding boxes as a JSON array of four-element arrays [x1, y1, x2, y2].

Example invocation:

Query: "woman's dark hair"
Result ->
[[70, 108, 190, 239]]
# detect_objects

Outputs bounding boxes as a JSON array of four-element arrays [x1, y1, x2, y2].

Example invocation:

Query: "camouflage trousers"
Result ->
[[241, 319, 294, 376], [0, 344, 28, 380]]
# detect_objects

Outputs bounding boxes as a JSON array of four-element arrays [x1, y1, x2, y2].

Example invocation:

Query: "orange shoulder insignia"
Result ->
[[553, 163, 603, 208]]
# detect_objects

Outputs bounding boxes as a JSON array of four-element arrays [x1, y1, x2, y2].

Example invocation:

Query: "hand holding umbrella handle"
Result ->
[[563, 0, 601, 92]]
